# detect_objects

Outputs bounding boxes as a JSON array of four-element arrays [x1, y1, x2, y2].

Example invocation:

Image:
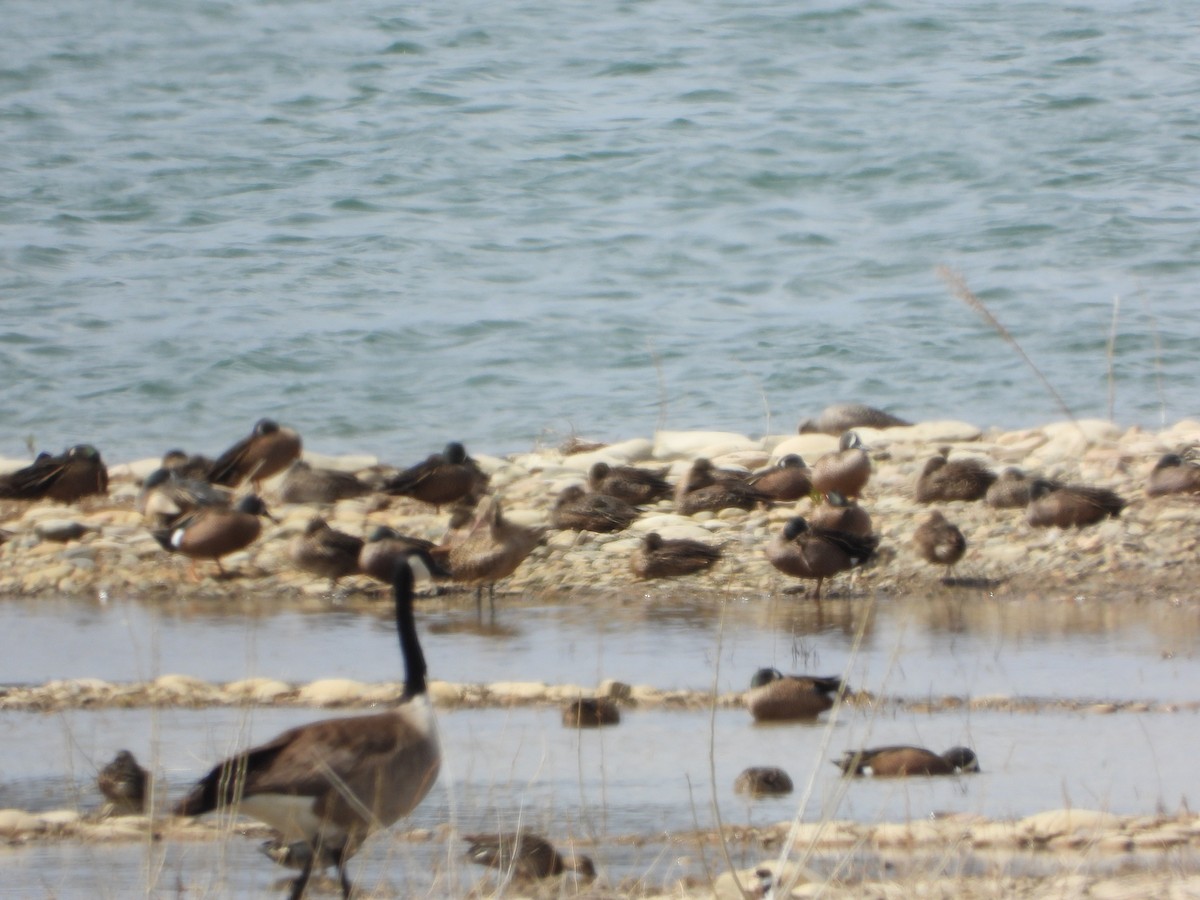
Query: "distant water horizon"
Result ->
[[2, 0, 1197, 465]]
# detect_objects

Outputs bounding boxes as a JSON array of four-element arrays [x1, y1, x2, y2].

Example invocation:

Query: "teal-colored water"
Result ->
[[2, 0, 1198, 465]]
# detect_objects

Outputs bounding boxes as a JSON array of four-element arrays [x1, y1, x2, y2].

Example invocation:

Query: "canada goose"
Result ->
[[1026, 480, 1126, 528], [914, 450, 996, 503], [809, 491, 873, 537], [798, 404, 910, 435], [810, 432, 871, 500], [986, 467, 1040, 509], [551, 485, 639, 533], [733, 766, 794, 797], [357, 526, 438, 584], [744, 668, 844, 721], [1147, 453, 1200, 497], [587, 461, 672, 505], [747, 454, 812, 502], [208, 419, 303, 491], [463, 831, 596, 880], [0, 444, 108, 503], [137, 467, 232, 529], [630, 532, 722, 579], [151, 494, 274, 579], [562, 697, 621, 728], [98, 750, 149, 816], [447, 496, 543, 614], [834, 745, 980, 777], [912, 511, 967, 580], [383, 442, 488, 509], [765, 516, 878, 600], [173, 551, 444, 900], [279, 461, 371, 505], [288, 518, 363, 590]]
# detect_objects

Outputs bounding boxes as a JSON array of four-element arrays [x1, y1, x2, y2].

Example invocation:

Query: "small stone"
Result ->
[[34, 519, 95, 542]]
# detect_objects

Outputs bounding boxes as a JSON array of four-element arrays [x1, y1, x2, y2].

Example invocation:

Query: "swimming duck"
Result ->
[[1146, 453, 1200, 497], [208, 419, 303, 491], [747, 454, 813, 502], [151, 494, 274, 579], [630, 532, 722, 579], [463, 831, 596, 881], [745, 668, 844, 721], [0, 444, 108, 503], [279, 461, 371, 505], [587, 461, 672, 505], [914, 450, 996, 503], [798, 404, 911, 435], [98, 750, 149, 816], [834, 745, 980, 777], [357, 526, 439, 584], [137, 467, 232, 529], [289, 518, 363, 590], [765, 516, 878, 600], [733, 766, 794, 797], [562, 697, 621, 727], [810, 432, 871, 500], [1026, 480, 1126, 528], [551, 485, 639, 533], [912, 511, 967, 579], [383, 442, 488, 510], [809, 491, 873, 537], [447, 496, 544, 614], [985, 467, 1040, 509]]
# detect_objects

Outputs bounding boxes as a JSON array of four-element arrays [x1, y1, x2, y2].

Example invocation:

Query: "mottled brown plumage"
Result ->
[[744, 668, 844, 721], [588, 461, 672, 505], [734, 766, 794, 796], [0, 444, 108, 503], [98, 750, 149, 815], [985, 467, 1038, 509], [289, 518, 363, 589], [798, 404, 910, 435], [208, 419, 302, 490], [630, 532, 721, 579], [279, 461, 371, 505], [1025, 480, 1126, 528], [137, 467, 232, 528], [809, 491, 873, 536], [835, 745, 980, 777], [562, 697, 621, 727], [914, 451, 996, 503], [463, 831, 596, 880], [912, 511, 966, 578], [674, 458, 751, 507], [551, 485, 639, 532], [447, 496, 544, 613], [161, 449, 215, 480], [810, 431, 871, 499], [383, 442, 487, 509], [747, 454, 812, 502], [765, 515, 878, 600]]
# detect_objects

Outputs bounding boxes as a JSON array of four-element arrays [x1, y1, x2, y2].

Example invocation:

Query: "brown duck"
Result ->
[[161, 449, 216, 480], [289, 518, 364, 590], [463, 831, 596, 881], [810, 431, 871, 499], [747, 454, 812, 502], [674, 458, 750, 506], [383, 442, 487, 509], [765, 516, 878, 600], [914, 450, 996, 503], [151, 494, 274, 579], [447, 496, 543, 614], [279, 461, 371, 505], [985, 467, 1039, 509], [208, 419, 302, 491], [588, 461, 672, 505], [562, 697, 621, 728], [1026, 479, 1126, 528], [675, 460, 765, 514], [1146, 453, 1200, 497], [137, 468, 232, 529], [745, 668, 844, 721], [98, 750, 150, 816], [912, 511, 966, 579], [799, 404, 911, 435], [835, 745, 980, 777], [357, 526, 438, 584], [809, 491, 873, 537], [0, 444, 108, 503], [551, 485, 639, 533], [734, 766, 794, 797], [630, 532, 721, 579]]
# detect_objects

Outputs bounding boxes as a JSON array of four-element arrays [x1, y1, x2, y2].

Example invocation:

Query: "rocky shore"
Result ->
[[1, 416, 1198, 605]]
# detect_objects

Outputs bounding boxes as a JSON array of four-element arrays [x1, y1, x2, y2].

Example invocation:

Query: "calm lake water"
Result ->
[[2, 0, 1199, 467]]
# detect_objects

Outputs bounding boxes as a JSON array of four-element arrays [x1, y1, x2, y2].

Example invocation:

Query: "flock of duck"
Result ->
[[6, 404, 1200, 897]]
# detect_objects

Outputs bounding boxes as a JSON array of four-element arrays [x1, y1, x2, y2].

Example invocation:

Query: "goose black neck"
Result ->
[[394, 561, 427, 698]]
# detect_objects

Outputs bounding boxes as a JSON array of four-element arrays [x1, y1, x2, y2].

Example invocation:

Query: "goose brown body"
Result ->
[[0, 444, 108, 503], [208, 419, 302, 490], [766, 516, 878, 600], [811, 432, 871, 499], [630, 532, 721, 579], [173, 554, 442, 900], [835, 745, 980, 777]]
